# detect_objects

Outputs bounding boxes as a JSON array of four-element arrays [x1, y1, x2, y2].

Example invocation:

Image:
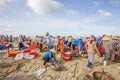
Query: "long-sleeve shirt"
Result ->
[[18, 37, 23, 43], [77, 39, 83, 46], [43, 51, 53, 60], [39, 37, 43, 44], [46, 35, 53, 46], [72, 39, 77, 45], [102, 40, 110, 52]]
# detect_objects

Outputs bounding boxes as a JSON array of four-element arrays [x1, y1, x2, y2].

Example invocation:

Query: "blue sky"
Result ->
[[0, 0, 120, 36]]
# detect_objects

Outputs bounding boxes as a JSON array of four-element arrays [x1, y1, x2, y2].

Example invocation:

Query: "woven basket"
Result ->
[[93, 71, 114, 80]]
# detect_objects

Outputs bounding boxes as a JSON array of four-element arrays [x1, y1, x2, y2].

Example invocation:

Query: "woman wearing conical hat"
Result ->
[[111, 36, 119, 62], [86, 36, 100, 68], [102, 35, 111, 61]]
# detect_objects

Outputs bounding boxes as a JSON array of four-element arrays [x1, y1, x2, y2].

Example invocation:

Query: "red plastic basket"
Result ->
[[62, 52, 72, 61]]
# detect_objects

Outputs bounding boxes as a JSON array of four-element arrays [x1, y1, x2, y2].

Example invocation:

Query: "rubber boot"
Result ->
[[89, 62, 92, 68], [100, 57, 102, 63], [87, 60, 90, 67]]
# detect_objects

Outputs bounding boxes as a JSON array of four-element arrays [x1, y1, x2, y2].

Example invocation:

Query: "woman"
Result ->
[[86, 36, 99, 68], [60, 38, 64, 53]]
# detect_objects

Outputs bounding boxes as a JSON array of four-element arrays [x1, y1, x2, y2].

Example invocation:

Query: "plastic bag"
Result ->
[[24, 54, 34, 59], [37, 68, 47, 76], [14, 53, 24, 60]]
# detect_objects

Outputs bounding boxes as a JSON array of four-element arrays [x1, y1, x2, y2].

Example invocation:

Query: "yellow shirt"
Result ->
[[68, 37, 72, 42]]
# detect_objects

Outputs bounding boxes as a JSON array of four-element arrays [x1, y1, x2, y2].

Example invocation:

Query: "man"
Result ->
[[18, 34, 24, 50], [86, 36, 99, 68], [45, 32, 53, 51], [42, 48, 56, 68], [39, 35, 43, 52]]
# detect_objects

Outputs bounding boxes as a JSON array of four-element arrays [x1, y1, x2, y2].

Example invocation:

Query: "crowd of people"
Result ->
[[0, 33, 120, 69]]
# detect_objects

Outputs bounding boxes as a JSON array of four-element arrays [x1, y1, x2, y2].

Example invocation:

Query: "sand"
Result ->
[[0, 52, 120, 80]]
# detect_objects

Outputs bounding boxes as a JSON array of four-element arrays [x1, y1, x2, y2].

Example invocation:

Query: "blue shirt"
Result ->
[[72, 39, 77, 45], [0, 44, 4, 49], [77, 39, 83, 46], [64, 40, 68, 45], [43, 51, 53, 60], [97, 37, 102, 44]]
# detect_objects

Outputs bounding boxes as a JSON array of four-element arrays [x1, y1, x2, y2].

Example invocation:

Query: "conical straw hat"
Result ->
[[112, 36, 119, 40], [102, 36, 111, 40]]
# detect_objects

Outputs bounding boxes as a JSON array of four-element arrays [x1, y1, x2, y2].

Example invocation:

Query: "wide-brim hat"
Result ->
[[102, 36, 111, 40], [112, 36, 119, 40], [89, 36, 94, 40], [50, 48, 57, 54]]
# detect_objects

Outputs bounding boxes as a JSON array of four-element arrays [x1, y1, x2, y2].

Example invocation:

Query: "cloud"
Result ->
[[26, 12, 31, 16], [65, 9, 79, 15], [0, 22, 13, 28], [92, 0, 100, 7], [27, 0, 80, 16], [0, 22, 13, 34], [0, 0, 12, 10], [27, 0, 64, 15], [98, 10, 112, 17], [110, 0, 120, 6]]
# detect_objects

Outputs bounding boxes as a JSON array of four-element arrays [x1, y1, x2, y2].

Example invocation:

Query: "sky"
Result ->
[[0, 0, 120, 37]]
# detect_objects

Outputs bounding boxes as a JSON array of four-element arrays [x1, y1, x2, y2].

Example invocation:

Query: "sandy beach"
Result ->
[[0, 52, 120, 80]]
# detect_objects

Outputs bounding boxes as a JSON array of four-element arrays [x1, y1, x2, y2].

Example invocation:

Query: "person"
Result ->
[[39, 35, 44, 52], [102, 36, 111, 61], [9, 34, 13, 42], [45, 32, 53, 51], [18, 34, 24, 50], [53, 36, 58, 53], [86, 36, 99, 68], [60, 37, 64, 53], [77, 36, 83, 55], [111, 36, 119, 62], [118, 40, 120, 56], [97, 36, 103, 47], [72, 38, 77, 51], [64, 37, 68, 49], [98, 42, 105, 63], [35, 35, 39, 45], [42, 48, 56, 68], [68, 36, 72, 48], [0, 44, 4, 50]]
